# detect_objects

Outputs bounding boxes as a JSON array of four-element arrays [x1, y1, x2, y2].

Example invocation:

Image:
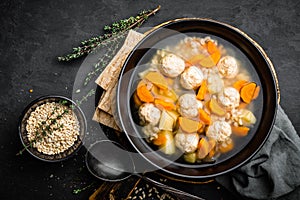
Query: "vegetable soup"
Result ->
[[130, 33, 263, 164]]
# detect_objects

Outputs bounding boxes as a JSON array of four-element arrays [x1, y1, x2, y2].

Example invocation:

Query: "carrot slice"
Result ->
[[133, 92, 142, 107], [197, 138, 210, 159], [196, 80, 207, 101], [210, 51, 221, 65], [232, 126, 250, 137], [240, 82, 257, 104], [153, 132, 167, 146], [199, 109, 211, 125], [252, 86, 260, 100], [218, 140, 234, 153], [207, 41, 218, 54], [207, 148, 215, 158], [238, 102, 248, 109], [154, 99, 176, 110], [207, 41, 221, 64], [185, 61, 193, 67], [233, 80, 248, 92], [136, 85, 154, 103]]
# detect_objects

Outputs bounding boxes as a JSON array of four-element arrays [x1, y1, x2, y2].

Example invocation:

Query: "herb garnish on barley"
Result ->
[[17, 100, 80, 156]]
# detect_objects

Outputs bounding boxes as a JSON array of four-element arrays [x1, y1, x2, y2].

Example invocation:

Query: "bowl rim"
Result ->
[[117, 18, 279, 178], [18, 95, 87, 162]]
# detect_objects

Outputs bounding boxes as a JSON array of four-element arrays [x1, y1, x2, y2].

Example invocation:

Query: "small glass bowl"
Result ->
[[18, 95, 87, 162]]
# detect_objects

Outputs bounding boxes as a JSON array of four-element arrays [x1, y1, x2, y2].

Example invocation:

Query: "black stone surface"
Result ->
[[0, 0, 299, 199]]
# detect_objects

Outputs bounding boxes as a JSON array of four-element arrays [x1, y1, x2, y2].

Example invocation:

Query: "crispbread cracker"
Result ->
[[94, 30, 145, 131], [92, 107, 121, 131], [97, 81, 117, 115], [95, 30, 145, 90]]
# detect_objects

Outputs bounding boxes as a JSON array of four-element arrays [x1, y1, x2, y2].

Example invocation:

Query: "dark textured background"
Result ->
[[0, 0, 299, 199]]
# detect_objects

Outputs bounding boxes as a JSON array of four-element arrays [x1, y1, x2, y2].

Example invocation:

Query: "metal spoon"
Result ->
[[85, 140, 205, 200]]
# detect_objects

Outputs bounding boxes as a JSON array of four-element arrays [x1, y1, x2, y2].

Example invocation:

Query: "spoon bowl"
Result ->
[[85, 140, 134, 182]]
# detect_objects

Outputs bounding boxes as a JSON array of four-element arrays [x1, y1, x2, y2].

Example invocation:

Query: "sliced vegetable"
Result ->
[[145, 71, 168, 90], [233, 80, 248, 92], [185, 61, 193, 67], [240, 82, 258, 104], [159, 130, 175, 155], [238, 102, 248, 109], [207, 41, 218, 54], [166, 110, 180, 124], [197, 138, 216, 161], [188, 54, 205, 65], [197, 122, 205, 134], [252, 86, 260, 100], [133, 92, 142, 107], [208, 138, 216, 149], [199, 109, 211, 125], [136, 85, 154, 103], [207, 41, 221, 64], [163, 89, 178, 101], [150, 84, 160, 96], [207, 148, 215, 158], [199, 56, 215, 68], [178, 117, 201, 133], [240, 109, 256, 125], [137, 79, 147, 88], [183, 152, 197, 163], [208, 99, 226, 116], [231, 126, 250, 137], [218, 139, 234, 153], [165, 77, 174, 86], [197, 137, 210, 159], [210, 51, 221, 65], [153, 132, 167, 146], [155, 99, 176, 111], [158, 110, 174, 131], [196, 80, 207, 101], [151, 85, 177, 102]]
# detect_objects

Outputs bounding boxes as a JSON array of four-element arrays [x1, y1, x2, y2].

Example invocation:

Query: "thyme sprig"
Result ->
[[57, 5, 160, 62], [16, 100, 70, 156], [73, 182, 95, 194], [75, 89, 96, 106]]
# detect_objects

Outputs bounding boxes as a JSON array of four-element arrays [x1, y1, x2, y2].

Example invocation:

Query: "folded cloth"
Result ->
[[216, 105, 300, 199]]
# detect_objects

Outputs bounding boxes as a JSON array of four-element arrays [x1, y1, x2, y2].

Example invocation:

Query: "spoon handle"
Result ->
[[140, 175, 205, 200]]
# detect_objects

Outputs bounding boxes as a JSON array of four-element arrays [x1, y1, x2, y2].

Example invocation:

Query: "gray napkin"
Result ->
[[216, 105, 300, 199]]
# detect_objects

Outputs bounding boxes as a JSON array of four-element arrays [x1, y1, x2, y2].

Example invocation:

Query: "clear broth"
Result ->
[[130, 32, 263, 165]]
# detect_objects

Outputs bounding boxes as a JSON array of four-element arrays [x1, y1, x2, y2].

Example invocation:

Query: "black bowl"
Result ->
[[117, 18, 279, 178], [18, 95, 87, 162]]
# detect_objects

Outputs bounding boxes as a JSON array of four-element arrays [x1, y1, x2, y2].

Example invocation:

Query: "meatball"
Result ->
[[180, 66, 204, 89], [178, 94, 199, 118], [207, 70, 224, 94], [206, 121, 232, 142], [175, 132, 199, 153], [139, 103, 161, 125], [217, 56, 239, 78], [218, 87, 240, 110], [142, 124, 160, 141], [159, 54, 185, 77]]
